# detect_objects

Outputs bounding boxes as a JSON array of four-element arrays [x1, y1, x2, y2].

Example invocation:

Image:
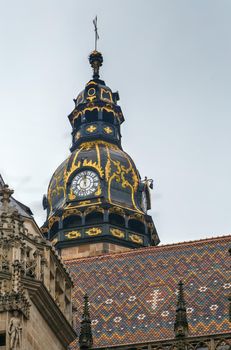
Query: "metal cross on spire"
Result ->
[[93, 16, 99, 51]]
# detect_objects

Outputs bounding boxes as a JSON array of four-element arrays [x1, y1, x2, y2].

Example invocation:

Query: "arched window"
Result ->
[[63, 215, 82, 229], [85, 211, 103, 225], [196, 342, 209, 350], [109, 213, 125, 227], [128, 219, 145, 234], [102, 111, 114, 124], [49, 222, 59, 238], [85, 109, 98, 123]]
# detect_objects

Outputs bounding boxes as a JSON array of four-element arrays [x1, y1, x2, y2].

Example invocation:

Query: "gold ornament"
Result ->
[[85, 227, 102, 236], [65, 231, 81, 239], [62, 209, 82, 220], [110, 228, 125, 239], [86, 125, 97, 133], [104, 126, 113, 134], [129, 234, 143, 244]]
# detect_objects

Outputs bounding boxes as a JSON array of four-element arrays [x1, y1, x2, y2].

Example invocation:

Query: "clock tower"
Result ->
[[42, 51, 159, 259]]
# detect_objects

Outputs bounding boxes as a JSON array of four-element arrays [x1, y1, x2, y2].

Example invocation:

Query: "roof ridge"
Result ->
[[65, 234, 231, 263]]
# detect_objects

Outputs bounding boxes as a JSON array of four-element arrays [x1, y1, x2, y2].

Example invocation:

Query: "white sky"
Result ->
[[0, 0, 231, 244]]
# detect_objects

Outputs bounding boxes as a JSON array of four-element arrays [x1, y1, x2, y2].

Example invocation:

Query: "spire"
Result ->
[[79, 293, 93, 350], [0, 184, 14, 211], [174, 281, 189, 338], [89, 51, 103, 80]]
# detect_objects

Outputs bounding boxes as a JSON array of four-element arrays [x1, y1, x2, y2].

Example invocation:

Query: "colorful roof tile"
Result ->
[[66, 235, 231, 348]]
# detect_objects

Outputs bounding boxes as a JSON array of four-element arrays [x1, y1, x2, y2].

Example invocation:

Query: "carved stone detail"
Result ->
[[8, 310, 22, 350], [0, 183, 75, 347]]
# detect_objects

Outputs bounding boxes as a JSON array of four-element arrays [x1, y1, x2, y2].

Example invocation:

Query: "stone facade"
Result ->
[[61, 242, 130, 260], [0, 182, 76, 349]]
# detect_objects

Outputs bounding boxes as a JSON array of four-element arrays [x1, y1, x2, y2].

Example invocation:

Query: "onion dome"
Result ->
[[42, 52, 159, 252]]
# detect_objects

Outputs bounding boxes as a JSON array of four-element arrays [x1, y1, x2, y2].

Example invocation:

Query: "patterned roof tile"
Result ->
[[66, 235, 231, 348]]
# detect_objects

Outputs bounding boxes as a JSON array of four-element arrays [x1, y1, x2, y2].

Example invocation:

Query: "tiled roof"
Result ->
[[66, 235, 231, 348]]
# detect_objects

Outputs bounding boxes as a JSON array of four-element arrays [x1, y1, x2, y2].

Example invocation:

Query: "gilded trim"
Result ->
[[65, 231, 81, 239], [85, 227, 102, 236], [110, 228, 125, 239]]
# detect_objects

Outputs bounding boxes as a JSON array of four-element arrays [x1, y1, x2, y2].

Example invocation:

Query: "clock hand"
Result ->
[[83, 174, 87, 188]]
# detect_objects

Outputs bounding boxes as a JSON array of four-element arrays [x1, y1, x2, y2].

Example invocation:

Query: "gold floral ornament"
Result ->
[[110, 228, 125, 239], [65, 231, 81, 239], [86, 125, 97, 133], [85, 227, 102, 236], [104, 126, 113, 134], [129, 234, 143, 244]]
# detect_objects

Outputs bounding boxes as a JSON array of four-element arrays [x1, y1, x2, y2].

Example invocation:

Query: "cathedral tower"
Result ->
[[42, 51, 159, 259]]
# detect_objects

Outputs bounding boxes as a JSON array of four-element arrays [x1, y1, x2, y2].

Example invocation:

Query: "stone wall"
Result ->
[[0, 299, 67, 350], [61, 242, 130, 260], [23, 300, 66, 350]]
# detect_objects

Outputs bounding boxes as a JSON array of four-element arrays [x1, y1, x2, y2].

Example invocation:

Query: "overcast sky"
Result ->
[[0, 0, 231, 244]]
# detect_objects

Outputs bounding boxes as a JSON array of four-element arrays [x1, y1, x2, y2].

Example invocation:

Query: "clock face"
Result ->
[[71, 170, 99, 198]]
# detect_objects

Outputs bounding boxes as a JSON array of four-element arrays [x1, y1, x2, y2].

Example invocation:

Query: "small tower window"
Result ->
[[196, 343, 209, 350], [85, 212, 103, 225], [102, 111, 115, 124], [109, 213, 125, 227], [63, 215, 82, 229], [128, 219, 145, 235], [0, 333, 6, 346], [85, 109, 98, 123]]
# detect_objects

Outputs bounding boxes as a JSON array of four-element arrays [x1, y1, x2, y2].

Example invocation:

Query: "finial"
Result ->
[[89, 51, 103, 80], [0, 184, 14, 210], [79, 293, 93, 350], [174, 281, 189, 338]]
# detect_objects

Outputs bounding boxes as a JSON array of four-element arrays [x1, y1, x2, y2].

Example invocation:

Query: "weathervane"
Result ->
[[93, 16, 99, 51]]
